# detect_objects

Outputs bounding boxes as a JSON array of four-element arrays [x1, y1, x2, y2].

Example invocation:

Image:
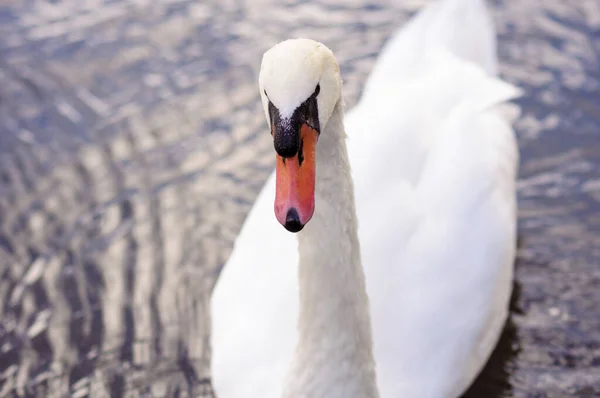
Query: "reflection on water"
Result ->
[[0, 0, 599, 397]]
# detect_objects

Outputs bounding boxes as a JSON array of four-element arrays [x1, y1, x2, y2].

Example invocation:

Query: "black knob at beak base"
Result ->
[[284, 208, 304, 233], [274, 128, 300, 158]]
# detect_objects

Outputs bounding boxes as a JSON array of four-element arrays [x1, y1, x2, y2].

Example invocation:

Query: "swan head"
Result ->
[[259, 38, 342, 232]]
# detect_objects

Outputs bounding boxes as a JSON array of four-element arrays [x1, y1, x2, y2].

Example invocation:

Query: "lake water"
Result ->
[[0, 0, 599, 397]]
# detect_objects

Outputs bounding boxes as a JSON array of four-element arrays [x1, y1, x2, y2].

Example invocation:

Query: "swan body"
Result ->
[[211, 0, 521, 397]]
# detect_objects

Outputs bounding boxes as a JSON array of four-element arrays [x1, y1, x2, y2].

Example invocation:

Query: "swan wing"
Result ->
[[350, 64, 519, 396], [345, 1, 520, 393]]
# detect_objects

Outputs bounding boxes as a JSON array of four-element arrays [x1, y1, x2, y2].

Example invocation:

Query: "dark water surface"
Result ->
[[0, 0, 599, 397]]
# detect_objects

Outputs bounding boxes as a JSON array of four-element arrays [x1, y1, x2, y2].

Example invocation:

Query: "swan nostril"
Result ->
[[284, 208, 304, 233]]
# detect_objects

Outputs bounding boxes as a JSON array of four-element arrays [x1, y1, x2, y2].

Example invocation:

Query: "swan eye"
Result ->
[[313, 84, 320, 97], [267, 99, 277, 135]]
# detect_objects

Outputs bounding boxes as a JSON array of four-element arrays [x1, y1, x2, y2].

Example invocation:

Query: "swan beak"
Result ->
[[274, 124, 318, 232]]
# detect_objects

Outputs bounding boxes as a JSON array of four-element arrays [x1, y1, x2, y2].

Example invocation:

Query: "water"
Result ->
[[0, 0, 599, 397]]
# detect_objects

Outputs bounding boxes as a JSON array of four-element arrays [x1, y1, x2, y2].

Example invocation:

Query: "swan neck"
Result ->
[[284, 101, 379, 398]]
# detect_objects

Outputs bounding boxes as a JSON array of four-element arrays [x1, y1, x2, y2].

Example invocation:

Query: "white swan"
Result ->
[[211, 0, 521, 397]]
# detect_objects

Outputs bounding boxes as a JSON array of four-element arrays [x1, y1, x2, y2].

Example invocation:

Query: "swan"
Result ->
[[210, 0, 521, 396]]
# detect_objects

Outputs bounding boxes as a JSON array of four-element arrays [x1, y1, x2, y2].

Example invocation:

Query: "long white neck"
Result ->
[[283, 100, 379, 398]]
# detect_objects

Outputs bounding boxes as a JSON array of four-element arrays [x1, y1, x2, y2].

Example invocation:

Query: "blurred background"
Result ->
[[0, 0, 599, 397]]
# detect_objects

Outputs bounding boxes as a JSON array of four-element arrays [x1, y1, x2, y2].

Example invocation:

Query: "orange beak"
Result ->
[[274, 124, 318, 232]]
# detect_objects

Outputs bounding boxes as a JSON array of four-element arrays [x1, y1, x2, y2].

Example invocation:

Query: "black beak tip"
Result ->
[[284, 208, 304, 233]]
